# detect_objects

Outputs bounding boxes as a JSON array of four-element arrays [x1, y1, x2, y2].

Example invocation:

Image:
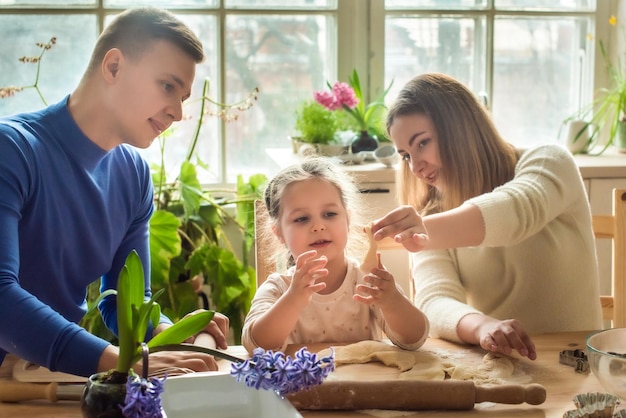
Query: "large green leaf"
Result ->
[[147, 310, 214, 348], [179, 161, 203, 218], [116, 251, 143, 372], [150, 210, 181, 287]]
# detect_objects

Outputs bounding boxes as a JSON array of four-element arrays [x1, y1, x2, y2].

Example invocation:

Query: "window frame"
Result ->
[[0, 0, 618, 188]]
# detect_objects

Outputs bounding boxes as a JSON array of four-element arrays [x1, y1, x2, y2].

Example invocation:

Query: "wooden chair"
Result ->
[[254, 199, 272, 287], [593, 188, 626, 328]]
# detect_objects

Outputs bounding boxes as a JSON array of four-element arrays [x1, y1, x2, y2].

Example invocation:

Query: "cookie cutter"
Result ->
[[559, 349, 590, 374]]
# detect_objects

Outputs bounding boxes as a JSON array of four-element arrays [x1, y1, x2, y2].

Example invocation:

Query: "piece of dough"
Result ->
[[319, 340, 415, 370], [360, 222, 378, 274], [319, 340, 531, 385]]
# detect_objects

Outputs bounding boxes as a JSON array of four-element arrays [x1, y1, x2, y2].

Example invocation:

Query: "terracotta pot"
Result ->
[[81, 371, 128, 418]]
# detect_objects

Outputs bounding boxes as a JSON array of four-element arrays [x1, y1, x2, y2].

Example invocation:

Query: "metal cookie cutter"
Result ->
[[559, 349, 590, 374]]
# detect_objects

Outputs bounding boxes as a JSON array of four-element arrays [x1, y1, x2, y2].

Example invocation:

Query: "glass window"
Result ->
[[0, 15, 96, 114], [0, 0, 611, 186], [492, 16, 591, 146], [385, 15, 486, 103], [383, 0, 599, 148]]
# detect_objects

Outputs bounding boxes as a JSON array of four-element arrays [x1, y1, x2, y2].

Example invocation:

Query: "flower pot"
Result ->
[[81, 371, 129, 418], [315, 143, 349, 157], [351, 130, 378, 153], [563, 120, 591, 154], [617, 120, 626, 154]]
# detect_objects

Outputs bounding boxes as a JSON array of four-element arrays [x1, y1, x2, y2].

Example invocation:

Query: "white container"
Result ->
[[161, 371, 302, 418]]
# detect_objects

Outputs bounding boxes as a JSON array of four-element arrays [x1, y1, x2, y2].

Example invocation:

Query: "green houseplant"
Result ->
[[137, 78, 266, 344], [313, 69, 392, 153], [81, 250, 214, 418], [292, 99, 347, 156], [294, 99, 340, 145], [563, 15, 626, 155]]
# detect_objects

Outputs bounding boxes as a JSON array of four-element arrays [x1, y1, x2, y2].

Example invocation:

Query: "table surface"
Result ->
[[0, 330, 621, 418]]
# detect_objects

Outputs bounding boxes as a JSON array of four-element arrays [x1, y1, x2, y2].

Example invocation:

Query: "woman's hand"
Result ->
[[371, 205, 429, 252], [459, 314, 537, 360]]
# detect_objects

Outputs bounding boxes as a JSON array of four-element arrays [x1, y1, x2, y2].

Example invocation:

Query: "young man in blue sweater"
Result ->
[[0, 7, 228, 377]]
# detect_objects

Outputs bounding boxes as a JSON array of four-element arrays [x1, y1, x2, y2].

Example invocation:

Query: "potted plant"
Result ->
[[81, 250, 214, 418], [313, 69, 393, 153], [292, 99, 346, 156], [563, 15, 626, 155]]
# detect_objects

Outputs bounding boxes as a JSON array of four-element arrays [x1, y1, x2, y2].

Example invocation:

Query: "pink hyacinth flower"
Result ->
[[313, 90, 341, 110], [332, 81, 359, 109]]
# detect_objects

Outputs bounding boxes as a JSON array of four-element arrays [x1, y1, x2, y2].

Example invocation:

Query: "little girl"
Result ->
[[241, 157, 429, 353]]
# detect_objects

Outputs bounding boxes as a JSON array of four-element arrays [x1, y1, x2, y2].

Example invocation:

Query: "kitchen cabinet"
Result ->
[[575, 151, 626, 297]]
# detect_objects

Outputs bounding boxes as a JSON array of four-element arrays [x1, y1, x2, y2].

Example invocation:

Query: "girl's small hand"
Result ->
[[477, 318, 537, 360], [354, 254, 402, 309], [287, 250, 328, 303], [371, 205, 429, 252]]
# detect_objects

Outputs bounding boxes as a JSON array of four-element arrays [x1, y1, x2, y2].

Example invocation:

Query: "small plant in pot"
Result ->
[[293, 99, 347, 156], [313, 69, 392, 153], [563, 15, 626, 155], [81, 250, 214, 418]]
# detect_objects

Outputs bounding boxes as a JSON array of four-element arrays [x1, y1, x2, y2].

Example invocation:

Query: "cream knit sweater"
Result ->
[[411, 144, 602, 342]]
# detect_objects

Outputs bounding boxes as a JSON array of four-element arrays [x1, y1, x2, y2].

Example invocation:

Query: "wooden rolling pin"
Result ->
[[286, 380, 546, 410]]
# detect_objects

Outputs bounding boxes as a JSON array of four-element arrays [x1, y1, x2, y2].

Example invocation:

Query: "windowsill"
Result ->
[[573, 146, 626, 178], [267, 146, 626, 184], [266, 148, 398, 183]]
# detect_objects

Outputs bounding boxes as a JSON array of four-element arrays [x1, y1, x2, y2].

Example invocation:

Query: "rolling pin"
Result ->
[[286, 380, 546, 410], [0, 381, 83, 402]]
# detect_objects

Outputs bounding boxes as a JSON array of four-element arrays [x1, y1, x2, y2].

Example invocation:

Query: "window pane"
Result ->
[[494, 0, 595, 12], [133, 14, 221, 184], [385, 0, 487, 10], [385, 15, 486, 102], [0, 15, 96, 116], [104, 0, 217, 7], [491, 17, 592, 147], [223, 14, 334, 182], [226, 0, 336, 9], [0, 0, 94, 6]]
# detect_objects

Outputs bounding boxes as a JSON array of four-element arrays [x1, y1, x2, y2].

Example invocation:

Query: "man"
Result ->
[[0, 7, 228, 377]]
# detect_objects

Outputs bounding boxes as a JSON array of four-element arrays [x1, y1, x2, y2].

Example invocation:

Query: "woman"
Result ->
[[371, 73, 602, 360]]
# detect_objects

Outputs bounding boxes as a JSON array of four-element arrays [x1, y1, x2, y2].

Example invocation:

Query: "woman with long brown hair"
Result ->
[[372, 73, 601, 361]]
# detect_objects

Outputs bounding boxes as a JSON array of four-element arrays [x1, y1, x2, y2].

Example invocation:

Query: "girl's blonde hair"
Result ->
[[386, 73, 519, 214], [260, 156, 370, 270]]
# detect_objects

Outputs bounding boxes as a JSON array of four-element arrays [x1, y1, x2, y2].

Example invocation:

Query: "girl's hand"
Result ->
[[474, 317, 537, 360], [371, 205, 429, 252], [354, 254, 403, 309], [286, 250, 328, 303]]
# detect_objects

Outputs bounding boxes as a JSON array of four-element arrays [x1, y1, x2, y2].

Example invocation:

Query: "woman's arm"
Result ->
[[371, 203, 485, 252]]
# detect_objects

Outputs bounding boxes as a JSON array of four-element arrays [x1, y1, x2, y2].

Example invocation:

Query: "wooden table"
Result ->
[[0, 331, 621, 417]]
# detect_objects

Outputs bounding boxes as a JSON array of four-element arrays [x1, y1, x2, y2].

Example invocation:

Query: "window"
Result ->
[[0, 0, 613, 187]]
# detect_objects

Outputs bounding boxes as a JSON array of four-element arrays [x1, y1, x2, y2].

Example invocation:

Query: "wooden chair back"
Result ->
[[593, 188, 626, 328], [254, 199, 272, 287]]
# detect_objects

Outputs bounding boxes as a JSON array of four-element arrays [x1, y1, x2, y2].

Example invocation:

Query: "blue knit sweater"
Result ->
[[0, 96, 163, 377]]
